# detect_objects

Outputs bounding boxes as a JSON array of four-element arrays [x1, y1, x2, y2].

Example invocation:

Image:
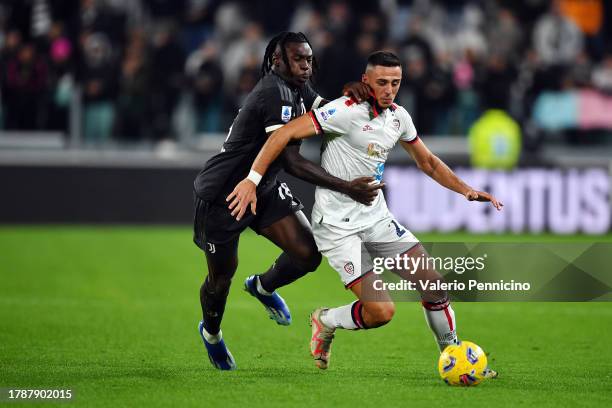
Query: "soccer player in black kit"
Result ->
[[192, 32, 379, 370]]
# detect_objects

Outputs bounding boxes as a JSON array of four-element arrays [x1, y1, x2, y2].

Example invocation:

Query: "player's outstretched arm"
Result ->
[[400, 138, 503, 211], [281, 145, 383, 206], [227, 114, 318, 220]]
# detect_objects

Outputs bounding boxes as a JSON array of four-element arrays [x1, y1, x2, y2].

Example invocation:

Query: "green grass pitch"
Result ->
[[1, 226, 612, 407]]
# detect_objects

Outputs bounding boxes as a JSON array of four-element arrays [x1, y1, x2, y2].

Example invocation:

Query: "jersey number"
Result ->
[[391, 220, 406, 237], [278, 183, 293, 200], [220, 123, 234, 153]]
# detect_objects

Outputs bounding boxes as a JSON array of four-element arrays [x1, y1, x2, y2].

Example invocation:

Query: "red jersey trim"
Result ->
[[308, 111, 323, 135]]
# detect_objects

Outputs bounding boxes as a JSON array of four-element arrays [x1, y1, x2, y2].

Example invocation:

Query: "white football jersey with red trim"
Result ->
[[308, 96, 418, 229]]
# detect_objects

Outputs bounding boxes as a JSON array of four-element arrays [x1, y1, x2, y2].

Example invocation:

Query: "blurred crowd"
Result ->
[[1, 0, 612, 145]]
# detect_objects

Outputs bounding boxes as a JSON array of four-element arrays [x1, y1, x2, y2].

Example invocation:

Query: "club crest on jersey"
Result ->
[[281, 106, 292, 123], [392, 118, 400, 130], [362, 124, 374, 132], [344, 262, 355, 276]]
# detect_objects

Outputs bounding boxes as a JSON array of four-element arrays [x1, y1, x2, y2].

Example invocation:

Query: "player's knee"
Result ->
[[305, 251, 322, 272], [364, 302, 395, 327], [205, 275, 232, 295], [294, 245, 321, 272]]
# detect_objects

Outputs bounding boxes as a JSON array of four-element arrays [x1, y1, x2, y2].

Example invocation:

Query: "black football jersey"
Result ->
[[194, 72, 321, 203]]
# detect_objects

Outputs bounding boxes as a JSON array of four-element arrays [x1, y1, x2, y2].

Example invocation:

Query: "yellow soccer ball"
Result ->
[[438, 341, 488, 386]]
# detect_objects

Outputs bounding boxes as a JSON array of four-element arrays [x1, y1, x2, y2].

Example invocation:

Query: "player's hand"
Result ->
[[465, 190, 504, 211], [343, 82, 371, 103], [227, 179, 257, 221], [345, 176, 385, 206]]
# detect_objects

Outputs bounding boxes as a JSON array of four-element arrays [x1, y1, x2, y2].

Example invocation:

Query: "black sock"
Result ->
[[200, 276, 230, 335], [258, 252, 311, 293]]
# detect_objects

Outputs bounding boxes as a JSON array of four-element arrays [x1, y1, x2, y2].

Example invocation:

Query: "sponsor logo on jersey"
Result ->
[[362, 124, 374, 132], [367, 142, 379, 156], [344, 262, 355, 276], [375, 162, 386, 182], [392, 118, 400, 130], [281, 106, 292, 123], [367, 142, 390, 158]]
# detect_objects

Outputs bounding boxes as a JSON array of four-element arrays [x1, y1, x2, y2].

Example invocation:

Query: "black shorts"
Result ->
[[193, 181, 303, 249]]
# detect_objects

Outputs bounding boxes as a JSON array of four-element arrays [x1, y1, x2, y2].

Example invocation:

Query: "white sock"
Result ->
[[256, 276, 273, 296], [422, 303, 458, 352], [320, 301, 362, 330], [201, 326, 222, 344]]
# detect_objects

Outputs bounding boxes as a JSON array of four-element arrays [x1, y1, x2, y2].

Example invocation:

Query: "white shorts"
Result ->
[[312, 215, 419, 288]]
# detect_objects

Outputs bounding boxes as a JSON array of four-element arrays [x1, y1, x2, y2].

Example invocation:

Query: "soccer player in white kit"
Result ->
[[228, 51, 503, 372]]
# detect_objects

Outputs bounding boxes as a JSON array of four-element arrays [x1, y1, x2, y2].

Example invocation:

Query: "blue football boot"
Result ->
[[244, 275, 292, 325], [198, 321, 236, 370]]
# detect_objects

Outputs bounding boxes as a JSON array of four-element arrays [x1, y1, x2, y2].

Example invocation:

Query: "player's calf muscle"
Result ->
[[350, 281, 396, 327], [362, 302, 395, 327]]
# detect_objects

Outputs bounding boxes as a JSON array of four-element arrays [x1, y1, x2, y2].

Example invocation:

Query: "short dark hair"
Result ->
[[366, 51, 401, 68]]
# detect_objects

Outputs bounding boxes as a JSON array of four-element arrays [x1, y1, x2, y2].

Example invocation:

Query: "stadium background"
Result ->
[[1, 0, 611, 231], [1, 0, 611, 407]]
